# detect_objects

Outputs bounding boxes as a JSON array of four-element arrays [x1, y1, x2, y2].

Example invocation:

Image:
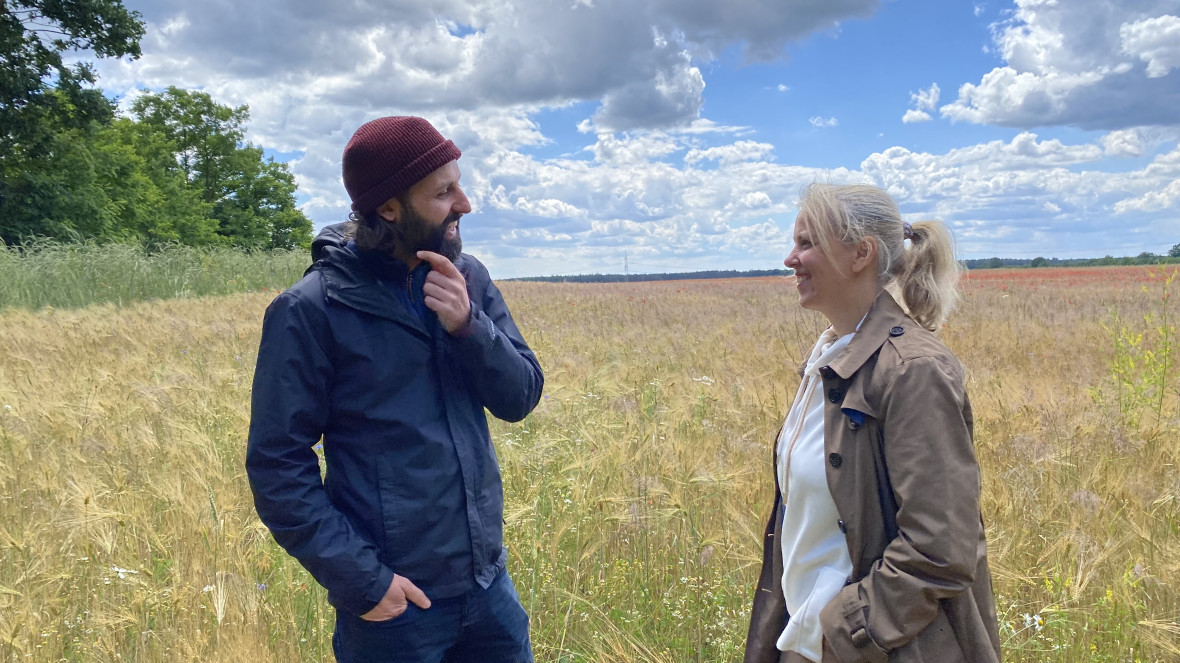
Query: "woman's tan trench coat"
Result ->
[[745, 291, 1002, 663]]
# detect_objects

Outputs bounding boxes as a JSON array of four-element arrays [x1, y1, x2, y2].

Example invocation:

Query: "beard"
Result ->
[[400, 200, 462, 263]]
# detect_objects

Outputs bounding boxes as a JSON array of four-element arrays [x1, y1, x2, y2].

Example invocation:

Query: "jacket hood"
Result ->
[[311, 221, 353, 263]]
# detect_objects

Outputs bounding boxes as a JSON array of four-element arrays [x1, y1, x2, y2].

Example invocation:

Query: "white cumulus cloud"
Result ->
[[940, 0, 1180, 130], [1113, 180, 1180, 213], [1100, 128, 1147, 157], [1121, 14, 1180, 78], [911, 83, 940, 111], [685, 141, 775, 166], [902, 109, 932, 123], [860, 135, 1180, 258], [902, 83, 939, 123]]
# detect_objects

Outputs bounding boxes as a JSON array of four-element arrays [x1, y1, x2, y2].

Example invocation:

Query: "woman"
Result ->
[[745, 184, 1001, 663]]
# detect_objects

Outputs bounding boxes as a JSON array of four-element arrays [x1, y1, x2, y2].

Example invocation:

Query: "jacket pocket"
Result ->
[[375, 455, 408, 562], [888, 601, 966, 663]]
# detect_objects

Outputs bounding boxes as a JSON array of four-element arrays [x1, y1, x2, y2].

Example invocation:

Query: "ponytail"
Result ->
[[897, 219, 960, 330]]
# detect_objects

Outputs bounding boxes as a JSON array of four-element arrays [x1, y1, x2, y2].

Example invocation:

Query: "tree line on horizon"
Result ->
[[512, 250, 1180, 283], [1, 0, 312, 250], [508, 268, 794, 283], [965, 248, 1180, 270]]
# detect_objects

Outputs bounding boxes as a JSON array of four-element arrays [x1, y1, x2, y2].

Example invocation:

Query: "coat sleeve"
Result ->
[[449, 260, 544, 422], [820, 354, 982, 662], [245, 290, 394, 616]]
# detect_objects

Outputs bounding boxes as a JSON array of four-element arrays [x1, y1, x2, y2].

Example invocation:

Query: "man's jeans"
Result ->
[[333, 568, 533, 663]]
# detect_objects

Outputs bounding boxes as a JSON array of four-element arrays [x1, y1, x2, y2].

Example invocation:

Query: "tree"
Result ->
[[1, 0, 146, 244], [1, 83, 309, 248], [1170, 243, 1180, 258], [94, 118, 218, 245], [0, 89, 215, 245], [0, 6, 310, 249], [131, 87, 312, 249], [1, 0, 144, 153], [130, 87, 247, 196], [211, 146, 311, 249], [0, 86, 121, 242]]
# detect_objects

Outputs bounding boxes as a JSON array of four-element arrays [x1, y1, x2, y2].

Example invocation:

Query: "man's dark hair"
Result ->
[[347, 208, 404, 257]]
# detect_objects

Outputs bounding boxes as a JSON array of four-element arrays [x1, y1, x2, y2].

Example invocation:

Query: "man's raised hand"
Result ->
[[417, 251, 472, 335]]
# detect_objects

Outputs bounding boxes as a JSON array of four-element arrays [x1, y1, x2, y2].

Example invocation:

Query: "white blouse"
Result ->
[[775, 327, 856, 662]]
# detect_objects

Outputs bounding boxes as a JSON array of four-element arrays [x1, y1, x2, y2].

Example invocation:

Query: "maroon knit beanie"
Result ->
[[342, 116, 461, 216]]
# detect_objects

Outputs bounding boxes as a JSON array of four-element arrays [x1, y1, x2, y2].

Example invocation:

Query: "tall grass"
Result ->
[[0, 241, 308, 310], [0, 268, 1176, 661]]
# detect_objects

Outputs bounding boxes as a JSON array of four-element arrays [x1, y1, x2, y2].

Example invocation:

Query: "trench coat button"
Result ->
[[828, 452, 843, 468], [828, 388, 843, 403], [889, 326, 905, 337], [837, 520, 847, 533]]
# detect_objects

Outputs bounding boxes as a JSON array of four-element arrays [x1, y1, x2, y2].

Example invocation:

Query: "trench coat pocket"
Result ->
[[888, 602, 968, 663], [819, 583, 888, 663]]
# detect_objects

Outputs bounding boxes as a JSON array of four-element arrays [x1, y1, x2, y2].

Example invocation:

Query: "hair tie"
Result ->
[[903, 222, 914, 240]]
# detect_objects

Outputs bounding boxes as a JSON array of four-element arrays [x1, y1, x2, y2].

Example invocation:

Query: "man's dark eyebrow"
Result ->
[[430, 173, 459, 190]]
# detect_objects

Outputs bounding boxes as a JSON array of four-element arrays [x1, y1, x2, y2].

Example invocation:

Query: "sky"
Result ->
[[90, 0, 1180, 278]]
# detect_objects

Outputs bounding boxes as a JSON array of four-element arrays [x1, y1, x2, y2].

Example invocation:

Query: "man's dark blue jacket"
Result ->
[[246, 223, 544, 616]]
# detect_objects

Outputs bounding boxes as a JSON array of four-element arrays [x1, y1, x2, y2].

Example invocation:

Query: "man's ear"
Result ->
[[376, 197, 402, 224], [851, 237, 877, 274]]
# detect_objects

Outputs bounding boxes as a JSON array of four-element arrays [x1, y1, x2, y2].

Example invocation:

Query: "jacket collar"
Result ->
[[825, 289, 910, 381], [315, 243, 430, 336]]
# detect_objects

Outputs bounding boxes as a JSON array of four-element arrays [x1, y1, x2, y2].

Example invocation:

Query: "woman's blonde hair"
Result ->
[[797, 183, 961, 330]]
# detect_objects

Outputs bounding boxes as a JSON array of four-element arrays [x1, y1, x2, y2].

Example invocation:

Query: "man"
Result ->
[[246, 116, 544, 663]]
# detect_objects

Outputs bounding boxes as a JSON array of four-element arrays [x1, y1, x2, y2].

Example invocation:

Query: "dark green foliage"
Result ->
[[965, 254, 1180, 269], [1, 0, 144, 153], [102, 117, 220, 245], [1, 0, 144, 244], [1, 3, 310, 250], [1, 86, 312, 249], [0, 86, 218, 245], [129, 87, 312, 249]]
